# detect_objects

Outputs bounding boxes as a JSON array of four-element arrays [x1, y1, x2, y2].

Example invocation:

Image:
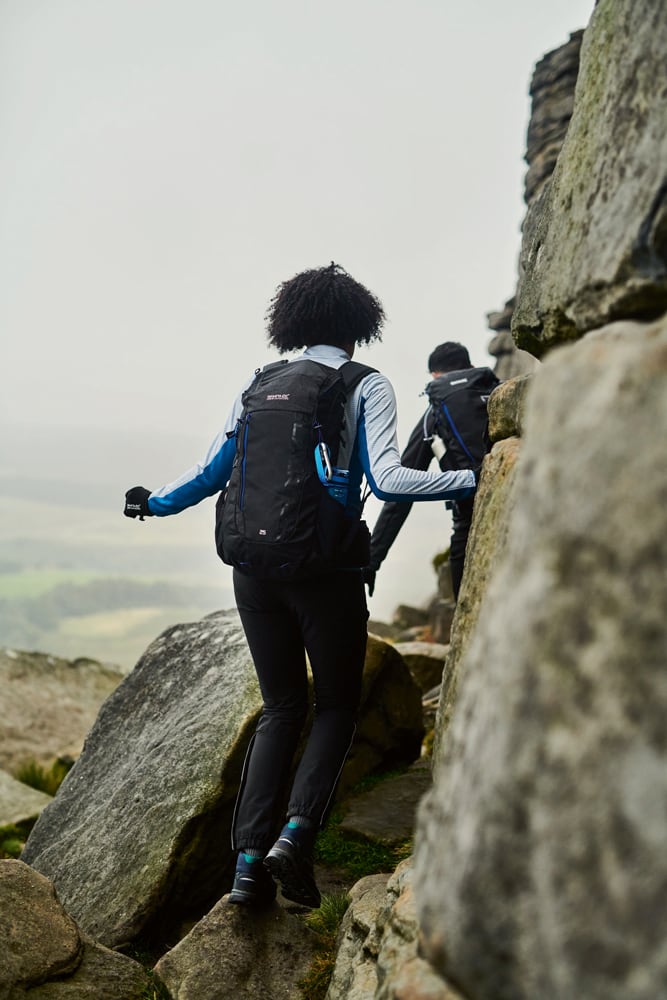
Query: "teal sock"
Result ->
[[242, 850, 263, 863]]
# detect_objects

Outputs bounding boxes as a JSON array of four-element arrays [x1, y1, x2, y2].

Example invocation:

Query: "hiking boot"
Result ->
[[264, 824, 321, 908], [228, 853, 277, 906]]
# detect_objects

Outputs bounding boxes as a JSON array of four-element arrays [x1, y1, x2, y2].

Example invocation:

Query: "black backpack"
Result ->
[[216, 357, 376, 580], [425, 366, 500, 470]]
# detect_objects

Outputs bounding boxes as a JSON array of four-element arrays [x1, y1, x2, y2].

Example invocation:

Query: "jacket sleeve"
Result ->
[[147, 430, 238, 516], [147, 382, 250, 516], [369, 413, 435, 570], [356, 374, 476, 502]]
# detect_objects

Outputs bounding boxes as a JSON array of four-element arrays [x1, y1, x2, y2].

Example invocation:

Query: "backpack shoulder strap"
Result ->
[[339, 361, 378, 394], [258, 359, 289, 378]]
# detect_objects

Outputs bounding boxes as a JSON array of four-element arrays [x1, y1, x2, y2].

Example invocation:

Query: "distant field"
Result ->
[[1, 590, 229, 671], [59, 606, 176, 639], [0, 428, 230, 668], [44, 605, 221, 670], [0, 569, 224, 599], [0, 570, 102, 598]]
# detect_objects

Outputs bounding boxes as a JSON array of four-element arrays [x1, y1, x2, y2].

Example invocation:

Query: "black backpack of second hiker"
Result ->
[[216, 358, 375, 580], [425, 366, 500, 471]]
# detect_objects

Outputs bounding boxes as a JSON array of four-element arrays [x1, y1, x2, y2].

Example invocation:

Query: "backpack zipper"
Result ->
[[239, 415, 251, 510]]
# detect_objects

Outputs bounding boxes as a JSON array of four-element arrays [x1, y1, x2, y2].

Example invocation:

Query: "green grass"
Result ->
[[298, 767, 415, 998], [139, 971, 171, 999], [0, 819, 36, 859], [298, 892, 350, 1000], [314, 767, 413, 881], [346, 765, 408, 796], [15, 758, 72, 796], [123, 946, 171, 1000], [140, 988, 169, 1000], [0, 824, 27, 859], [315, 811, 412, 883]]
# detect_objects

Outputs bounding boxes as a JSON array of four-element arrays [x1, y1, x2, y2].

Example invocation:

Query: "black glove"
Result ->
[[362, 567, 376, 597], [124, 486, 153, 520]]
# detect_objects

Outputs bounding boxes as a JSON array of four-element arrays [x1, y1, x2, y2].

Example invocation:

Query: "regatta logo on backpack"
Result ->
[[215, 357, 376, 580], [424, 366, 501, 471]]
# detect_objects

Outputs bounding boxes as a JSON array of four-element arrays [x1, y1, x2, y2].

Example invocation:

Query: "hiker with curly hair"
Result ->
[[124, 264, 477, 910]]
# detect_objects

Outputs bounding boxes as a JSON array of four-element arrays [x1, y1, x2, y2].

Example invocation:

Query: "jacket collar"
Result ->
[[302, 345, 352, 362]]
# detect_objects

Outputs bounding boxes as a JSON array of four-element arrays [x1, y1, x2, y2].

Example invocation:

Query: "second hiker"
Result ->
[[368, 341, 500, 601]]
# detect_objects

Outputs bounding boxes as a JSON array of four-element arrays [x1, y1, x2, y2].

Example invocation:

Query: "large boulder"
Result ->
[[22, 609, 263, 948], [0, 770, 52, 828], [392, 641, 449, 694], [513, 1, 667, 355], [154, 896, 316, 1000], [339, 759, 432, 846], [0, 859, 150, 999], [342, 635, 423, 793], [0, 648, 124, 772], [415, 318, 667, 999]]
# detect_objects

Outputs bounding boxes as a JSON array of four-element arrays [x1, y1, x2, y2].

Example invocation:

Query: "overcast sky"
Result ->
[[1, 0, 594, 617]]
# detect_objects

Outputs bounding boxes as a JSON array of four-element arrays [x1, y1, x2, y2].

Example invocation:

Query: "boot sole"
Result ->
[[264, 848, 321, 908]]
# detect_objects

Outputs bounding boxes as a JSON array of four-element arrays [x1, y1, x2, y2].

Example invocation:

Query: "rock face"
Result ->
[[523, 30, 584, 204], [410, 10, 667, 998], [0, 859, 150, 999], [326, 862, 464, 1000], [513, 1, 667, 355], [487, 27, 583, 377], [22, 609, 263, 948], [433, 436, 521, 759], [326, 873, 390, 1000], [154, 895, 317, 1000], [485, 27, 583, 381], [0, 648, 124, 772], [415, 317, 667, 999]]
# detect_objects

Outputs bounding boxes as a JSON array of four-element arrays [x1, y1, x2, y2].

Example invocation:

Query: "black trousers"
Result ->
[[450, 497, 475, 600], [231, 568, 369, 853]]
